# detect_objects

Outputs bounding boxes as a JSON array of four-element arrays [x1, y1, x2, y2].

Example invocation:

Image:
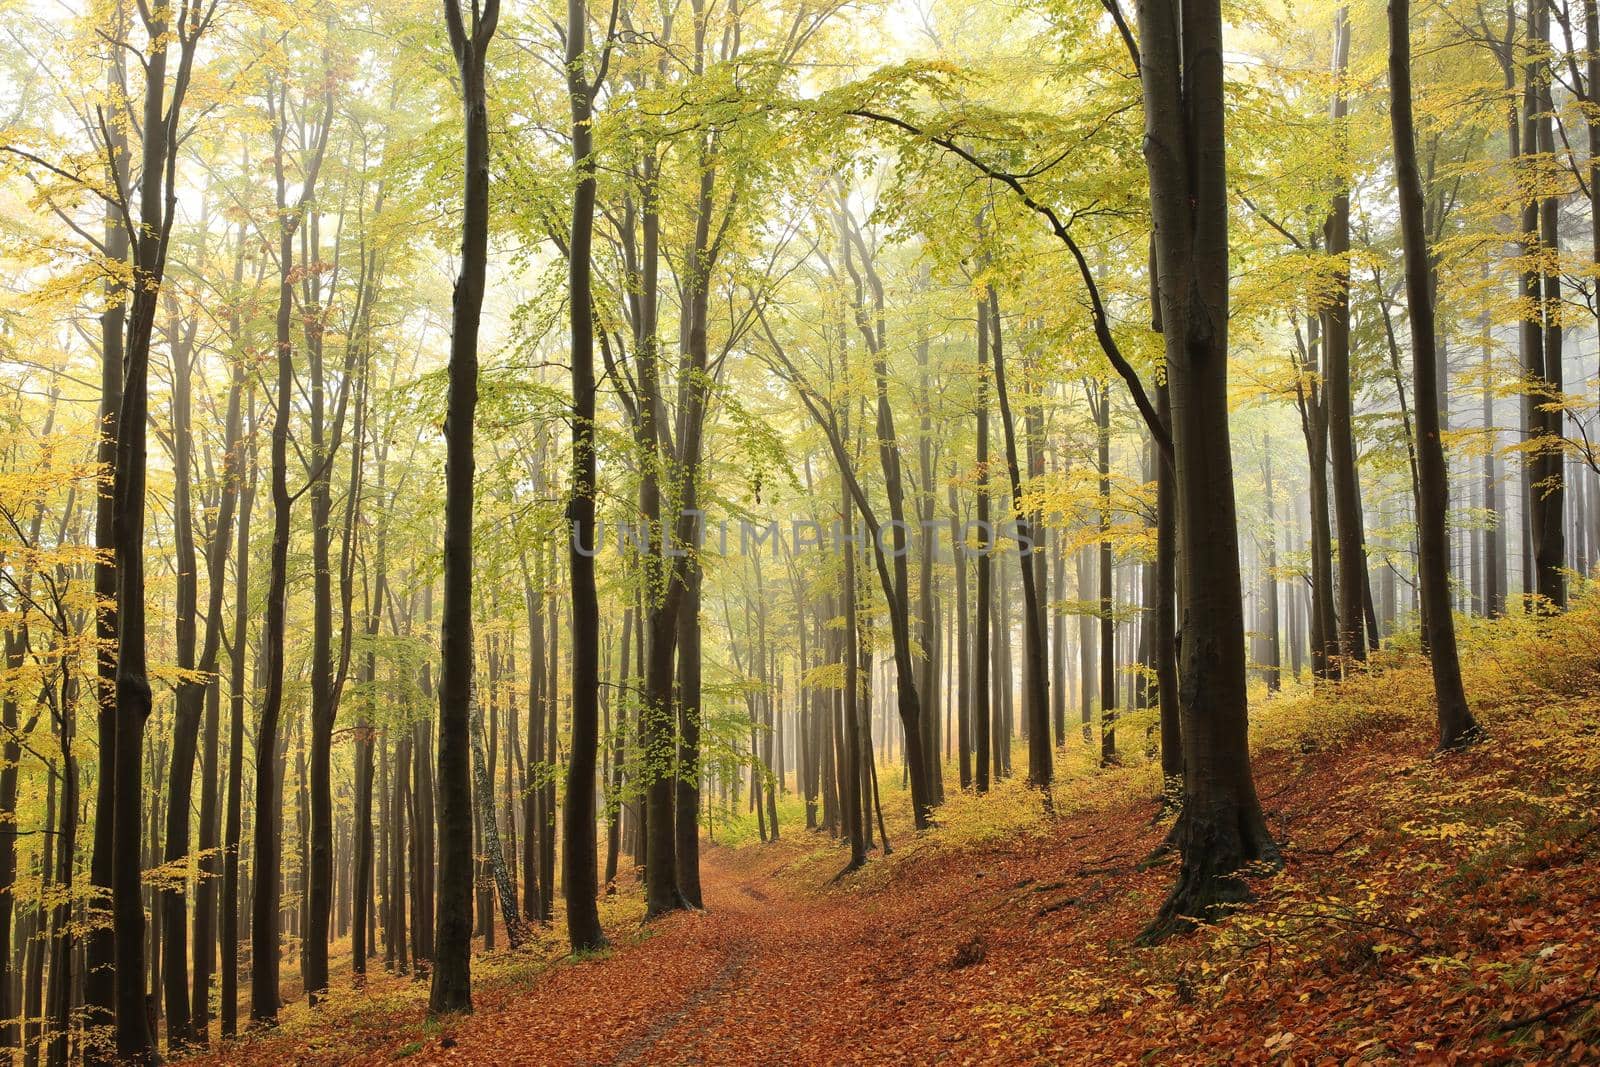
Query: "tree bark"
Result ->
[[974, 297, 992, 795], [1324, 4, 1369, 664], [83, 40, 132, 1060], [432, 0, 500, 1015], [1388, 0, 1481, 749], [986, 287, 1051, 785], [1529, 0, 1568, 609], [221, 383, 255, 1038], [948, 471, 972, 790], [1137, 0, 1278, 939], [562, 0, 608, 949], [112, 1, 206, 1051]]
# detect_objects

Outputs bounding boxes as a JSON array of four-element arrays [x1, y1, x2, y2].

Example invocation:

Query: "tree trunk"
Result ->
[[606, 608, 632, 883], [432, 0, 500, 1015], [221, 385, 255, 1038], [1094, 382, 1116, 764], [1324, 4, 1369, 664], [1388, 0, 1481, 749], [948, 472, 972, 790], [352, 442, 387, 977], [1261, 440, 1282, 692], [522, 558, 545, 921], [914, 308, 945, 804], [841, 512, 867, 867], [1137, 0, 1279, 939], [1482, 318, 1504, 617], [974, 296, 992, 795], [251, 85, 307, 1025], [163, 268, 244, 1045], [110, 4, 205, 1053], [470, 680, 523, 945], [1529, 0, 1568, 609], [561, 0, 608, 950], [986, 287, 1051, 785], [85, 44, 130, 1058], [0, 636, 24, 1054]]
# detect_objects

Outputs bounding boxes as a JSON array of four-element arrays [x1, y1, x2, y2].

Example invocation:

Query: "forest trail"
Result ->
[[191, 607, 1600, 1065], [407, 846, 898, 1066]]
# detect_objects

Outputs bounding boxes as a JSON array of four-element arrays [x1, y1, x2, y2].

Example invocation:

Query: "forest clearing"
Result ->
[[4, 0, 1600, 1062]]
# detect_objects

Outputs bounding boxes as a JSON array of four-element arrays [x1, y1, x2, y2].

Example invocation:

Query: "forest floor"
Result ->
[[186, 598, 1600, 1065]]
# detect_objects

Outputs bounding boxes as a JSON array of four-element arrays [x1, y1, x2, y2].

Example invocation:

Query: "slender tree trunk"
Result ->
[[1262, 440, 1282, 691], [605, 608, 632, 884], [0, 637, 25, 1054], [1482, 318, 1504, 617], [45, 696, 76, 1067], [1529, 0, 1568, 609], [914, 310, 944, 804], [221, 387, 255, 1039], [841, 487, 867, 867], [986, 287, 1051, 785], [948, 473, 972, 790], [163, 272, 244, 1045], [521, 558, 545, 921], [1094, 382, 1116, 764], [392, 732, 411, 974], [352, 442, 387, 977], [1389, 0, 1481, 749], [838, 208, 934, 827], [975, 297, 992, 794], [1324, 5, 1369, 663], [110, 4, 203, 1052], [432, 0, 500, 1015], [561, 0, 608, 947], [470, 677, 522, 945], [1300, 318, 1341, 678], [85, 41, 131, 1057], [251, 86, 305, 1026]]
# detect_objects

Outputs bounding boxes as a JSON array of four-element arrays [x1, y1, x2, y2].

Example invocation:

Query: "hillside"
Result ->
[[186, 599, 1600, 1065]]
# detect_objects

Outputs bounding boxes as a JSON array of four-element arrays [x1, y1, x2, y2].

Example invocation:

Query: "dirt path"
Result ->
[[185, 638, 1600, 1066], [411, 845, 895, 1066]]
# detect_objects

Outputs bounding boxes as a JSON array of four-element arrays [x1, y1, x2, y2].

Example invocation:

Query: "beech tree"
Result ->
[[432, 0, 500, 1016], [2, 0, 1597, 1057]]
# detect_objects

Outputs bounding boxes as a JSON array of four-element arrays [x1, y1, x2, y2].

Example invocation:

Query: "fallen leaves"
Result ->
[[181, 597, 1600, 1065]]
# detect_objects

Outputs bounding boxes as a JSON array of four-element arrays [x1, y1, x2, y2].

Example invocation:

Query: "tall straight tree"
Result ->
[[83, 20, 131, 1054], [1386, 0, 1480, 750], [1137, 0, 1279, 938], [160, 275, 245, 1046], [191, 222, 252, 1040], [1526, 0, 1567, 609], [433, 0, 500, 1015], [974, 295, 992, 795], [1323, 3, 1369, 663], [221, 383, 256, 1038], [986, 285, 1050, 784], [253, 69, 332, 1026], [1089, 378, 1115, 763], [562, 0, 611, 951], [97, 1, 215, 1057], [302, 81, 359, 1005]]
